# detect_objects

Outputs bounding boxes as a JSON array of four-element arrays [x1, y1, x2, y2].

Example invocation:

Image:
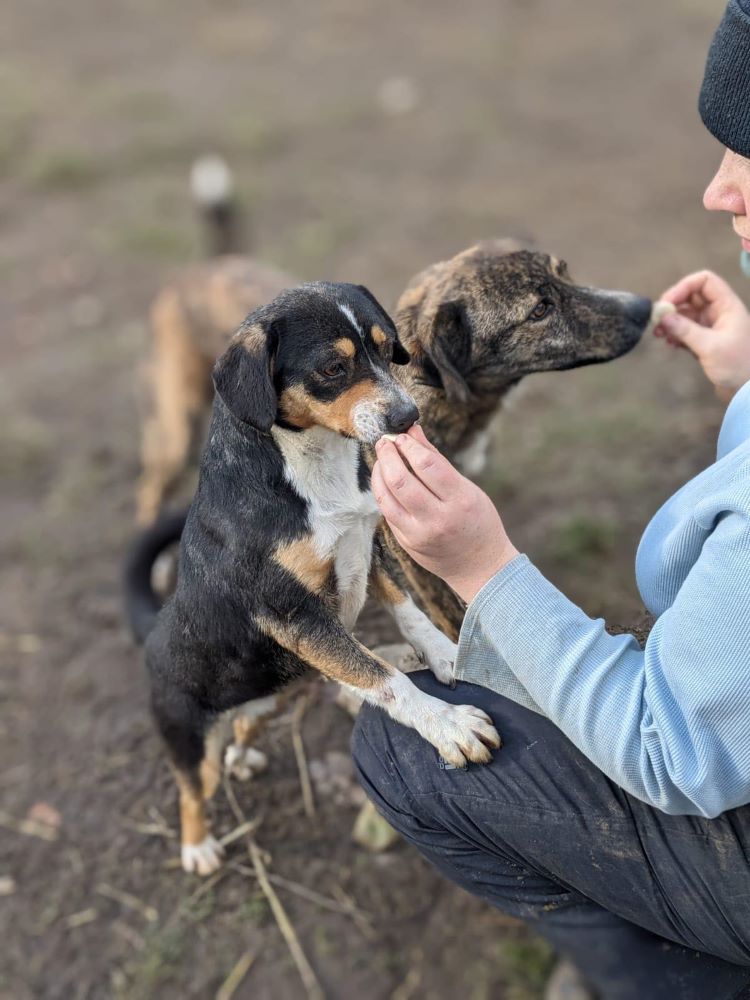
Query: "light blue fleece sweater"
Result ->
[[455, 378, 750, 818]]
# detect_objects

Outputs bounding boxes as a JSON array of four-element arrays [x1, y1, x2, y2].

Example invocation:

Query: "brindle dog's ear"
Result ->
[[426, 300, 472, 402], [212, 319, 281, 431], [392, 338, 411, 365], [354, 284, 410, 365]]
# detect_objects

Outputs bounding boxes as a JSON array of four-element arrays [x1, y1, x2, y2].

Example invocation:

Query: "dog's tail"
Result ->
[[122, 508, 188, 645], [190, 154, 242, 256]]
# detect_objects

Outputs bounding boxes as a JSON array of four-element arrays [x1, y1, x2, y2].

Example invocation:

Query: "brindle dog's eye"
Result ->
[[321, 362, 346, 378], [530, 300, 553, 321]]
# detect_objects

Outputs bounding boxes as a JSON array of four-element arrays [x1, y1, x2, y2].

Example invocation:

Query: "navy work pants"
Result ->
[[352, 672, 750, 1000]]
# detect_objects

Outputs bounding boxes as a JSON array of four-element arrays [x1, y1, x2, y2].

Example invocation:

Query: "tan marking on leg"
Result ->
[[175, 772, 208, 846], [257, 615, 392, 690], [369, 563, 408, 609], [370, 324, 387, 346], [334, 337, 356, 358], [273, 537, 334, 592], [233, 715, 262, 747], [200, 720, 225, 800]]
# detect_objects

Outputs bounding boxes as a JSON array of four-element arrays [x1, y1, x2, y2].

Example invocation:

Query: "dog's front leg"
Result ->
[[369, 560, 458, 686], [259, 609, 499, 768]]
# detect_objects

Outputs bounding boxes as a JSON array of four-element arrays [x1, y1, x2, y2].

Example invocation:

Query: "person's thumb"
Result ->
[[659, 311, 712, 357]]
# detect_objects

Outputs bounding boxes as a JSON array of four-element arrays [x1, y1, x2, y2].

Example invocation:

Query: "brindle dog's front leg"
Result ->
[[259, 606, 499, 768], [369, 535, 458, 686]]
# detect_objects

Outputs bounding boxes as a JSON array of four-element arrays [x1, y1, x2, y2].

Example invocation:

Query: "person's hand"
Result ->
[[654, 270, 750, 402], [372, 425, 519, 604]]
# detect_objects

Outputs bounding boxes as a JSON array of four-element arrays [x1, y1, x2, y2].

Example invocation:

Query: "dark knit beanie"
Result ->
[[699, 0, 750, 157]]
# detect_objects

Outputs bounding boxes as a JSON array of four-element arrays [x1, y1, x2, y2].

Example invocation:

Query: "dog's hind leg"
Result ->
[[223, 697, 279, 781], [151, 686, 225, 875]]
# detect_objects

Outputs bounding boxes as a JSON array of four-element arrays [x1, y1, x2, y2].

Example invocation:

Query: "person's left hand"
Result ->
[[372, 425, 519, 604]]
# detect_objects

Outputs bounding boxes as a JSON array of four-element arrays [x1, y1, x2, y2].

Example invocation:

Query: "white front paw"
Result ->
[[224, 744, 268, 782], [181, 835, 225, 875], [424, 703, 501, 769]]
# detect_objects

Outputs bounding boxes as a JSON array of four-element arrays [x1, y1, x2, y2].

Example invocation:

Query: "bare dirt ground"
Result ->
[[0, 0, 741, 997]]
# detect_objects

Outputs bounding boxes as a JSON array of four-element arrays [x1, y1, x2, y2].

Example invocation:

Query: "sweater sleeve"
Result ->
[[717, 378, 750, 459], [455, 510, 750, 816]]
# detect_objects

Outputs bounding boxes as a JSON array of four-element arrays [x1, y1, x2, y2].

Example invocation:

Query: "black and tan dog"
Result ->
[[141, 281, 501, 874]]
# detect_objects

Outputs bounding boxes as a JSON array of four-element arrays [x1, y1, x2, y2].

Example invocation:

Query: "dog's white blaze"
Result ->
[[272, 426, 380, 630], [391, 595, 457, 684], [338, 302, 364, 341]]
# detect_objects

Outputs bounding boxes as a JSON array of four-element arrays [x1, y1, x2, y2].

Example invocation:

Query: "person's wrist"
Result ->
[[447, 543, 520, 604]]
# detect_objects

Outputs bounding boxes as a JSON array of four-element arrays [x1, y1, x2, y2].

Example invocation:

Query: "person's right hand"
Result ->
[[654, 270, 750, 402]]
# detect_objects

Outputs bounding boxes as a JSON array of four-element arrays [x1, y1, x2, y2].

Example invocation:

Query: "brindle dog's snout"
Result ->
[[623, 295, 653, 328], [386, 400, 420, 435]]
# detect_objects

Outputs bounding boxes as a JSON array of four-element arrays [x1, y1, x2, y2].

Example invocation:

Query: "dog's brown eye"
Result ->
[[530, 300, 553, 321], [321, 362, 346, 378]]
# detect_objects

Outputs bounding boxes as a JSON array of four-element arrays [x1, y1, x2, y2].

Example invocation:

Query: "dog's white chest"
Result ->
[[273, 427, 379, 630]]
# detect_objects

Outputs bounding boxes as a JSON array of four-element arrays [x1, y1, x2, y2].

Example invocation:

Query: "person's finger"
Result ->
[[660, 270, 740, 321], [372, 461, 412, 532], [659, 270, 713, 307], [393, 433, 464, 502], [658, 311, 712, 357], [407, 423, 440, 454], [374, 439, 442, 516]]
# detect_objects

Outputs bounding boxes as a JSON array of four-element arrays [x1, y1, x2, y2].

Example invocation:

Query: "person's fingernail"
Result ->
[[397, 434, 409, 446], [375, 438, 384, 450]]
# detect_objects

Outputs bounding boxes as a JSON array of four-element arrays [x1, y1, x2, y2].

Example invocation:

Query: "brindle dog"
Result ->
[[377, 239, 653, 638]]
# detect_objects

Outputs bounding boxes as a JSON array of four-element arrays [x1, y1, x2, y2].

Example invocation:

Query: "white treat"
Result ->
[[651, 300, 676, 323], [380, 433, 399, 442], [645, 300, 676, 336]]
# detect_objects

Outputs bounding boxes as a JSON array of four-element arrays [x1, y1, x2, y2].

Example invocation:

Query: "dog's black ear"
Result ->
[[392, 338, 410, 365], [426, 300, 472, 402], [212, 320, 280, 431], [354, 283, 410, 364]]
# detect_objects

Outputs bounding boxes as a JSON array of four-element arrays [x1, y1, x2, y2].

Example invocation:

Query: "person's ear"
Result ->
[[212, 318, 281, 430], [424, 300, 473, 402]]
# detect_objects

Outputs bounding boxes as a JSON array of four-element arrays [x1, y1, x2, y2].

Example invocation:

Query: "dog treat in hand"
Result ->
[[380, 433, 400, 442], [647, 300, 676, 334]]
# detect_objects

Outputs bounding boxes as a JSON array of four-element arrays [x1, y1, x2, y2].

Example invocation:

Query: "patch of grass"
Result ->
[[0, 416, 53, 482], [110, 221, 195, 261], [91, 85, 177, 122], [283, 217, 359, 272], [26, 149, 107, 192], [238, 891, 270, 927], [547, 514, 619, 567], [496, 936, 555, 1000], [120, 923, 185, 998], [0, 67, 41, 177], [225, 111, 290, 159]]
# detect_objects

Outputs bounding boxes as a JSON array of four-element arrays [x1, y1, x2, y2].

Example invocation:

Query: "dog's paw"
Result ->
[[428, 654, 456, 686], [181, 835, 225, 875], [417, 636, 458, 686], [427, 703, 501, 768], [224, 744, 268, 782]]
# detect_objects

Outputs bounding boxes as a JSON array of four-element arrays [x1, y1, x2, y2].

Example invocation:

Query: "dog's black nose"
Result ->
[[624, 295, 653, 328], [387, 402, 420, 435]]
